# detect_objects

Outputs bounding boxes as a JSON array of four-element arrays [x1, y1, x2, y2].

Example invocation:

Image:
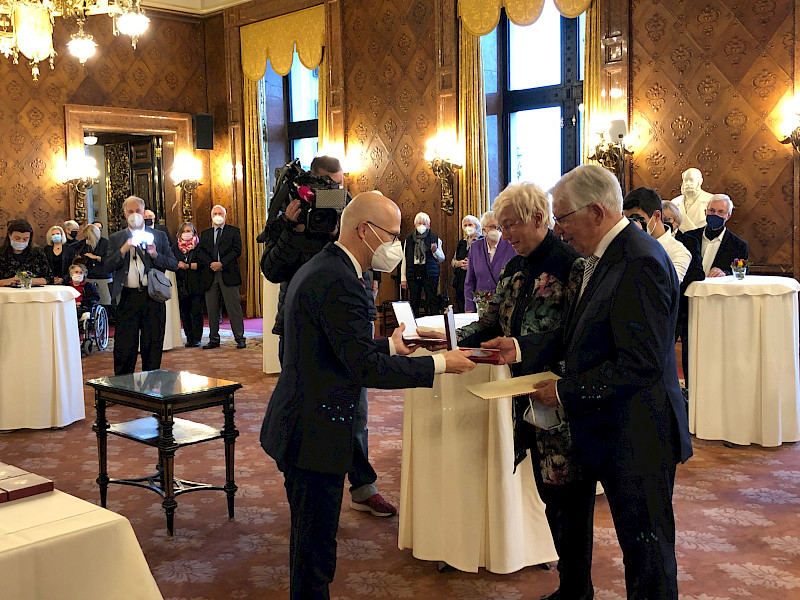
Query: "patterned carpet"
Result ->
[[2, 340, 800, 599]]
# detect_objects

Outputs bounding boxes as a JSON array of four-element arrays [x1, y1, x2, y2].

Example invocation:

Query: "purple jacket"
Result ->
[[464, 237, 517, 311]]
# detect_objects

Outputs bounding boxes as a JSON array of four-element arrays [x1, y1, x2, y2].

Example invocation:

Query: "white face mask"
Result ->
[[71, 274, 84, 284], [463, 225, 476, 236], [646, 216, 656, 236], [365, 224, 404, 272], [127, 213, 144, 229], [10, 240, 28, 251], [416, 224, 427, 235], [212, 215, 225, 226], [486, 229, 501, 244], [181, 232, 194, 241]]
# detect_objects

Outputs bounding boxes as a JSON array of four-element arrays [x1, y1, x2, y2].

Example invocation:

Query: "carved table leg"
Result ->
[[93, 390, 109, 507], [222, 393, 239, 521], [159, 415, 178, 539]]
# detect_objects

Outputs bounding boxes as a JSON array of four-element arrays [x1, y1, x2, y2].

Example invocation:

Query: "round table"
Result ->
[[398, 314, 557, 573], [0, 285, 85, 429], [686, 275, 800, 446]]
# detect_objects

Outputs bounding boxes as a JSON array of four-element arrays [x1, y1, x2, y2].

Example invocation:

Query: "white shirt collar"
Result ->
[[593, 216, 629, 259], [334, 241, 363, 277]]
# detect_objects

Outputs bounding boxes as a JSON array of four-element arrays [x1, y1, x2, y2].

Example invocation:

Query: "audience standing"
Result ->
[[43, 225, 76, 284], [400, 211, 445, 317], [63, 220, 81, 247], [144, 209, 170, 237], [172, 222, 204, 348], [197, 205, 246, 350], [105, 196, 178, 375], [450, 214, 481, 313], [463, 210, 516, 312], [0, 219, 53, 286]]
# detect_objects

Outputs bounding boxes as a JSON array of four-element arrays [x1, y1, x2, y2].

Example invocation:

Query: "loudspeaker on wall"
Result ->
[[193, 114, 213, 150]]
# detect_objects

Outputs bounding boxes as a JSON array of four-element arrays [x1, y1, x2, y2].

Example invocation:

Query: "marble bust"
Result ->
[[671, 168, 714, 232]]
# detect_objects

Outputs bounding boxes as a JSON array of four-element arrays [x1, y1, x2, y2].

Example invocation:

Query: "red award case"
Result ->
[[0, 473, 54, 501]]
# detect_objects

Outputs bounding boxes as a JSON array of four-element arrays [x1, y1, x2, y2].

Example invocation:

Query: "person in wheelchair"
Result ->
[[68, 262, 110, 355], [68, 262, 100, 317]]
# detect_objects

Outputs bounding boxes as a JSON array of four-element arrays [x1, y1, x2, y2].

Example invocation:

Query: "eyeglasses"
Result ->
[[552, 205, 589, 225], [496, 219, 523, 232], [367, 221, 402, 243], [705, 208, 730, 216], [483, 224, 500, 231]]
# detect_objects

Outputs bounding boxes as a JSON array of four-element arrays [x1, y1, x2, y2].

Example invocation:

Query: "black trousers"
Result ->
[[283, 464, 345, 600], [113, 288, 166, 375], [178, 292, 205, 344], [408, 275, 439, 317], [534, 476, 596, 599]]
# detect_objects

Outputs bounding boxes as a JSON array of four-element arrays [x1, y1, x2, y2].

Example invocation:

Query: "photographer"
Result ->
[[260, 156, 398, 518]]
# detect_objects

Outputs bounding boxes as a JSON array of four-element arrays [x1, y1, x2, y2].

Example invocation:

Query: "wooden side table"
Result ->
[[87, 369, 242, 538]]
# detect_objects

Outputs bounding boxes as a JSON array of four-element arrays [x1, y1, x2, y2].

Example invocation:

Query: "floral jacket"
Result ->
[[458, 230, 585, 485]]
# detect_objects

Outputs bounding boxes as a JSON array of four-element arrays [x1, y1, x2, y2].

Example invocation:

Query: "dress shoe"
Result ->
[[236, 339, 246, 349], [184, 341, 200, 347], [350, 493, 397, 517], [203, 341, 220, 349]]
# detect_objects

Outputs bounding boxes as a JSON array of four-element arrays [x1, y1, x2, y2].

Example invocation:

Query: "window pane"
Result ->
[[578, 12, 585, 81], [509, 3, 562, 90], [486, 114, 500, 203], [292, 137, 318, 170], [481, 27, 498, 95], [509, 107, 562, 191], [288, 54, 319, 122]]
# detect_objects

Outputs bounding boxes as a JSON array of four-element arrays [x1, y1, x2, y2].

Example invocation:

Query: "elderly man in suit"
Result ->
[[260, 191, 476, 600], [487, 165, 693, 600], [105, 195, 178, 375], [684, 193, 749, 278], [197, 204, 246, 349]]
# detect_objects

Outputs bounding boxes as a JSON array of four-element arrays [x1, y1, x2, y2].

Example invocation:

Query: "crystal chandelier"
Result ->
[[0, 0, 150, 80]]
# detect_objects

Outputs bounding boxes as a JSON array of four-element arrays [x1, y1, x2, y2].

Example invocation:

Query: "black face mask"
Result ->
[[145, 219, 154, 228], [662, 220, 674, 233], [68, 230, 78, 239]]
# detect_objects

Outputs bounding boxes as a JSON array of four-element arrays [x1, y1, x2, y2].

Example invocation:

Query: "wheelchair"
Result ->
[[79, 304, 109, 355]]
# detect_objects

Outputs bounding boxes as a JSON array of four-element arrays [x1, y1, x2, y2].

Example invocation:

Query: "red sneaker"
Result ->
[[350, 493, 397, 517]]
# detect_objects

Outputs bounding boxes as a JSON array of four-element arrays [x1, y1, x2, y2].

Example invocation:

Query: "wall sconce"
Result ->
[[424, 133, 463, 216], [779, 96, 800, 151], [171, 154, 203, 223], [56, 154, 100, 224], [588, 119, 634, 195]]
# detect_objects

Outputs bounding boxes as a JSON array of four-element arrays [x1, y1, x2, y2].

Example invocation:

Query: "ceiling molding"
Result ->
[[142, 0, 252, 16]]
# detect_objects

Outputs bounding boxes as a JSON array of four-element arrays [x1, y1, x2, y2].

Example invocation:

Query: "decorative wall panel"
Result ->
[[0, 14, 210, 243], [343, 0, 446, 296], [630, 0, 795, 271]]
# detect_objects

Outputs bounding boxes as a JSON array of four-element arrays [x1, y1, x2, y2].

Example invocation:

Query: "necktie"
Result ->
[[580, 255, 599, 298], [359, 277, 366, 290], [213, 228, 220, 261]]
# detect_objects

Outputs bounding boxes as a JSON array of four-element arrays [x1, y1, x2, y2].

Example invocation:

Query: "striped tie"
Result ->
[[580, 254, 599, 298]]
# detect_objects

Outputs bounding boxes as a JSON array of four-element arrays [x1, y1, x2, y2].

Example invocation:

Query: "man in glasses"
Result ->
[[683, 194, 749, 278]]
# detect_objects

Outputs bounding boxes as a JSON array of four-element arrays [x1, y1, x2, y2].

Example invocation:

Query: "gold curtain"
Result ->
[[240, 5, 325, 79], [242, 80, 266, 318], [317, 53, 330, 149], [457, 23, 489, 220], [459, 0, 591, 35], [581, 0, 601, 163]]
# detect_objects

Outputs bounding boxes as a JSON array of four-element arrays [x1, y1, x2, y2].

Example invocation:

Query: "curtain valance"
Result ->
[[240, 5, 325, 80], [459, 0, 591, 35]]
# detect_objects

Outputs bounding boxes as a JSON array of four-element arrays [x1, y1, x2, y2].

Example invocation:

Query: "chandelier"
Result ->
[[0, 0, 150, 81]]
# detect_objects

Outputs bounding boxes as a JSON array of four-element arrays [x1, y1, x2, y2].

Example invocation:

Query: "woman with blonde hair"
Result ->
[[450, 214, 481, 313], [43, 224, 76, 284], [74, 222, 112, 306]]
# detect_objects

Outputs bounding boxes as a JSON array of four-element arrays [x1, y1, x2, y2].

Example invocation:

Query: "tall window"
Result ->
[[482, 7, 585, 201], [287, 60, 319, 169]]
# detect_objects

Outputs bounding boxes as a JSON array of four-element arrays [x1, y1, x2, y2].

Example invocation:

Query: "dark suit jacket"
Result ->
[[104, 227, 178, 300], [153, 223, 170, 237], [260, 243, 436, 475], [523, 223, 692, 475], [684, 227, 749, 276], [196, 224, 242, 289]]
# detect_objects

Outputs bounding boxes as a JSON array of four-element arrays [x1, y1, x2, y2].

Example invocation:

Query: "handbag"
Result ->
[[146, 268, 172, 303]]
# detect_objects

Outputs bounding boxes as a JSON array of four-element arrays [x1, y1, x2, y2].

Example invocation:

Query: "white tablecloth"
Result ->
[[0, 286, 85, 429], [686, 275, 800, 446], [162, 271, 183, 350], [0, 490, 162, 600], [398, 314, 557, 573], [262, 277, 281, 374]]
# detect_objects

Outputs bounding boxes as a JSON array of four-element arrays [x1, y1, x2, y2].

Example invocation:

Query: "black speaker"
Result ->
[[193, 113, 213, 150]]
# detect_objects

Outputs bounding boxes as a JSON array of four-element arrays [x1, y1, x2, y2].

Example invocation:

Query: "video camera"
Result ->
[[267, 159, 349, 234]]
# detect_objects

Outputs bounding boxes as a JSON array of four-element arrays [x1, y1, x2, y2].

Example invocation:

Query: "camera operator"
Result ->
[[260, 155, 398, 518]]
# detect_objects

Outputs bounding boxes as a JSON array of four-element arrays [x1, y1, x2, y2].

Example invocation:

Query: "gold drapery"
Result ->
[[317, 53, 330, 149], [459, 0, 591, 35], [581, 0, 601, 163], [240, 5, 325, 79], [243, 80, 267, 318], [457, 23, 489, 220]]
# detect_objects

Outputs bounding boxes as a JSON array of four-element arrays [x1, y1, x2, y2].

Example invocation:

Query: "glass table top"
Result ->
[[87, 369, 241, 398]]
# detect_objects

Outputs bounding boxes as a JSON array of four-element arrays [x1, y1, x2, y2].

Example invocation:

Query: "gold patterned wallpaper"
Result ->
[[630, 0, 795, 270], [0, 13, 214, 243], [342, 0, 444, 251]]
